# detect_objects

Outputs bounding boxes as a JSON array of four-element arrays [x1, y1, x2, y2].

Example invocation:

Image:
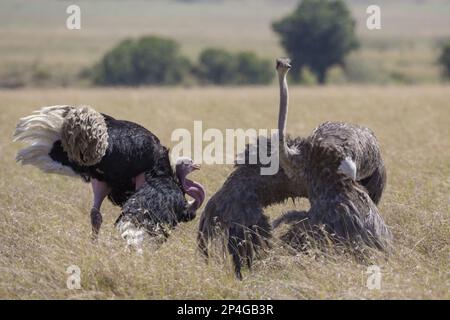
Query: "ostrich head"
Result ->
[[276, 58, 291, 75], [175, 156, 201, 177], [175, 157, 205, 214]]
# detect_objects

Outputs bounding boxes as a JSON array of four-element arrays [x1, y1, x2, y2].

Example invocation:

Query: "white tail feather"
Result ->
[[13, 105, 77, 177], [116, 220, 145, 253]]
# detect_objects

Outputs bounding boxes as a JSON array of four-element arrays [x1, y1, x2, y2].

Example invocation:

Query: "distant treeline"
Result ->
[[439, 41, 450, 80], [87, 0, 450, 87], [1, 0, 450, 88], [89, 36, 274, 86]]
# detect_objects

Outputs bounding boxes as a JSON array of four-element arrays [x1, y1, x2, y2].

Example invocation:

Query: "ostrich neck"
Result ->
[[177, 171, 205, 211], [278, 72, 289, 146], [277, 72, 295, 177], [183, 178, 205, 211]]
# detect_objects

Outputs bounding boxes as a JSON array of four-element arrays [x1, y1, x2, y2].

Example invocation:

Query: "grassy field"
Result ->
[[0, 85, 449, 299], [1, 0, 450, 86]]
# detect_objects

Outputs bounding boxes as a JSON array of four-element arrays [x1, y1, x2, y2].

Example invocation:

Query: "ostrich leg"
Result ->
[[134, 172, 146, 191], [91, 179, 111, 239]]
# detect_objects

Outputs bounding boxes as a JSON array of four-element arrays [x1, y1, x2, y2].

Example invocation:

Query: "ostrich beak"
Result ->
[[192, 163, 201, 170]]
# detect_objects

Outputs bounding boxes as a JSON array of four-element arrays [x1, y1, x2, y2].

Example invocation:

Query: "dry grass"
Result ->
[[0, 85, 449, 299]]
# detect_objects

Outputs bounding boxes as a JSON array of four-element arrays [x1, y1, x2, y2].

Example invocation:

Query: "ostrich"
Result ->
[[116, 157, 205, 246], [272, 59, 391, 250], [273, 124, 392, 252], [13, 106, 203, 238], [275, 58, 386, 205], [198, 135, 308, 279], [198, 58, 387, 279]]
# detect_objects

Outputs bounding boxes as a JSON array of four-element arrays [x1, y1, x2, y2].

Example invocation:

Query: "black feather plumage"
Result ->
[[115, 170, 195, 239], [15, 105, 196, 240], [49, 113, 169, 204]]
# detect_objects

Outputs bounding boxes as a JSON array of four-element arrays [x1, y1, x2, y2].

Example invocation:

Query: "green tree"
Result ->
[[93, 36, 190, 85], [438, 41, 450, 79], [273, 0, 358, 84]]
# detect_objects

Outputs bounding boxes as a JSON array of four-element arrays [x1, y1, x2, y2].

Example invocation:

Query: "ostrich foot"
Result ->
[[90, 208, 103, 240]]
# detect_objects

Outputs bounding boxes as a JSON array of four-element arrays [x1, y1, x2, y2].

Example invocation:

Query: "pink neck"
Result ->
[[182, 178, 205, 212], [177, 169, 205, 212]]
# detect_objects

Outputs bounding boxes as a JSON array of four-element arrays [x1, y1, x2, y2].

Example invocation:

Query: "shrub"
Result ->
[[197, 48, 235, 84], [234, 52, 273, 85], [197, 48, 273, 85], [438, 41, 450, 79], [93, 36, 190, 86]]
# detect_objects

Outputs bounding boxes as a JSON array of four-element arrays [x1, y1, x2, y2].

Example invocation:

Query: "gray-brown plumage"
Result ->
[[198, 58, 388, 279], [272, 59, 391, 252], [275, 59, 386, 205], [275, 129, 392, 252]]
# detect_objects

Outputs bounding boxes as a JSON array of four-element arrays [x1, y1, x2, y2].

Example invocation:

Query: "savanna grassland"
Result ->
[[0, 0, 449, 300], [0, 86, 449, 299]]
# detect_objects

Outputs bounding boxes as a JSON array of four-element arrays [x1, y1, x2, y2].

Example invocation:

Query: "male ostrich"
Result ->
[[117, 157, 205, 246], [14, 106, 203, 238], [198, 58, 387, 279]]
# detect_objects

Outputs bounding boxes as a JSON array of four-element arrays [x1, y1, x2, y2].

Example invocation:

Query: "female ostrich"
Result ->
[[272, 59, 391, 250], [198, 136, 308, 279], [13, 106, 204, 238], [198, 58, 387, 279], [116, 157, 205, 247], [275, 58, 386, 205], [273, 127, 392, 252]]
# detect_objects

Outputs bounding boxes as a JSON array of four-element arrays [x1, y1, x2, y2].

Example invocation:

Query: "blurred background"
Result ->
[[0, 0, 450, 88]]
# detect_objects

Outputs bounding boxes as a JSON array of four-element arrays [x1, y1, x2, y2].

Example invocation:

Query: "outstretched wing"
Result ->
[[198, 136, 307, 279]]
